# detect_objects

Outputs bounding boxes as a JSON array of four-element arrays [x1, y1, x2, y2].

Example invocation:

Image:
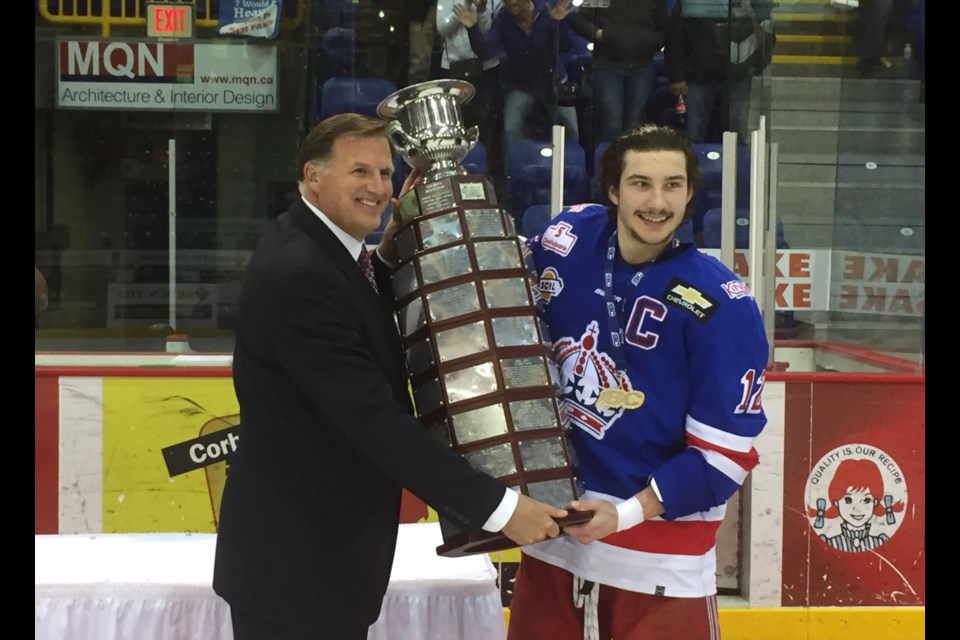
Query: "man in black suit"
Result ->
[[213, 113, 569, 639]]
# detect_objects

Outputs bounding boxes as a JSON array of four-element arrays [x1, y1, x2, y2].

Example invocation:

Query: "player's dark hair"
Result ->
[[599, 124, 700, 223]]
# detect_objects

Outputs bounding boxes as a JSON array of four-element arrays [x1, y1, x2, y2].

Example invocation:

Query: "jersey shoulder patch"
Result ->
[[540, 220, 579, 256], [662, 277, 718, 323]]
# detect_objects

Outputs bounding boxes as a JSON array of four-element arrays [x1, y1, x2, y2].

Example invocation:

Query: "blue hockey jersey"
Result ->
[[523, 203, 769, 597]]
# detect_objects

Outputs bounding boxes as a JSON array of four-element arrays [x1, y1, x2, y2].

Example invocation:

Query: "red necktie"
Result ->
[[357, 249, 379, 294]]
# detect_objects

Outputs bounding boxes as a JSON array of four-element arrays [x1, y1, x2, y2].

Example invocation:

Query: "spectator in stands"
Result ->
[[853, 0, 894, 77], [408, 1, 439, 85], [904, 0, 924, 101], [462, 0, 579, 171], [664, 0, 776, 143], [438, 1, 502, 157], [569, 0, 669, 144], [354, 0, 409, 88]]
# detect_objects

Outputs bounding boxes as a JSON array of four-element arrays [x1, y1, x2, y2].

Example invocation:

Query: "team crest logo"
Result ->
[[541, 221, 578, 256], [554, 321, 640, 439], [538, 267, 564, 303]]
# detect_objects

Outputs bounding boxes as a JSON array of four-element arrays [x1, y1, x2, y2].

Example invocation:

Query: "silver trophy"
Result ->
[[378, 79, 479, 189], [377, 80, 590, 557]]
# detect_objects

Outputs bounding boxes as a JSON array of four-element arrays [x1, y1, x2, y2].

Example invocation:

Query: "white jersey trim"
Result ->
[[523, 536, 719, 597]]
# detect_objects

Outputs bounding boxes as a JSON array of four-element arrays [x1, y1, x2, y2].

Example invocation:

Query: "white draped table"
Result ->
[[36, 522, 507, 640]]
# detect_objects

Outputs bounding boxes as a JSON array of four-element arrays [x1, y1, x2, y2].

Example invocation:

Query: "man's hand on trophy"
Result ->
[[500, 494, 569, 545], [399, 167, 423, 200], [452, 2, 479, 28], [377, 168, 422, 266]]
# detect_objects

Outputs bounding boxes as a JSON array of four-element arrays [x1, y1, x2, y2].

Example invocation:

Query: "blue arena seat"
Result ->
[[321, 27, 358, 77], [593, 140, 610, 166], [506, 139, 590, 224], [694, 144, 752, 197], [591, 141, 611, 203], [690, 143, 752, 237], [675, 218, 695, 245], [320, 0, 357, 29], [520, 204, 554, 239], [462, 142, 487, 176], [317, 76, 397, 122], [700, 208, 787, 249], [694, 143, 724, 193]]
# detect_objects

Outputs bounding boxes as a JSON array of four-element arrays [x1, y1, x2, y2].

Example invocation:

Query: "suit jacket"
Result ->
[[213, 199, 507, 632]]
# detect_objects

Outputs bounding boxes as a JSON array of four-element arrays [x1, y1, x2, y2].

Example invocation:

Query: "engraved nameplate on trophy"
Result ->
[[378, 80, 591, 557]]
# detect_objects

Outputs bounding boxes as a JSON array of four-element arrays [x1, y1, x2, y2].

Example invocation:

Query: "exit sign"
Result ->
[[147, 2, 195, 39]]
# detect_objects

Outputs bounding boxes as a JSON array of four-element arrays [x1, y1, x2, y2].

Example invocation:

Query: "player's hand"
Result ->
[[560, 499, 618, 544], [500, 494, 568, 546]]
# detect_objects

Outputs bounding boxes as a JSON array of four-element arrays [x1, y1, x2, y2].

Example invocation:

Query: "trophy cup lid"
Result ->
[[376, 79, 476, 120]]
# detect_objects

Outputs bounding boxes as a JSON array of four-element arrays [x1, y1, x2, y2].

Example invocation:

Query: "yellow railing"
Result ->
[[37, 1, 303, 38]]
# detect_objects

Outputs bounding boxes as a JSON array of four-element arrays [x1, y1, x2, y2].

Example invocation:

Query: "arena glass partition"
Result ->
[[36, 0, 312, 353], [718, 0, 926, 621], [763, 0, 924, 372]]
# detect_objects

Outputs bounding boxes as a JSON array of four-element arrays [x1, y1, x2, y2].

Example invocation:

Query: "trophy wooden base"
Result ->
[[436, 510, 595, 558]]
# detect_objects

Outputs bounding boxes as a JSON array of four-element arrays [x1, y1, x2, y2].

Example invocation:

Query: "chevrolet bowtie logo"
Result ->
[[671, 284, 712, 308]]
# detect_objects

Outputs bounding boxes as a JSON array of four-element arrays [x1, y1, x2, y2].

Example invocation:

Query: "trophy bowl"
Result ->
[[376, 79, 479, 183]]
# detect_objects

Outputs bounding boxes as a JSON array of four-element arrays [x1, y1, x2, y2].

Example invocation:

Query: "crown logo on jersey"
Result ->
[[554, 320, 633, 439]]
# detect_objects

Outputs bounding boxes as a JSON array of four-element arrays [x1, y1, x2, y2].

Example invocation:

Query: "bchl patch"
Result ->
[[541, 221, 578, 256], [721, 279, 753, 300], [538, 267, 564, 303], [663, 277, 718, 323]]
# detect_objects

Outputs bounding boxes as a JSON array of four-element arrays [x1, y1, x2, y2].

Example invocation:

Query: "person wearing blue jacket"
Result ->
[[462, 0, 580, 169]]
